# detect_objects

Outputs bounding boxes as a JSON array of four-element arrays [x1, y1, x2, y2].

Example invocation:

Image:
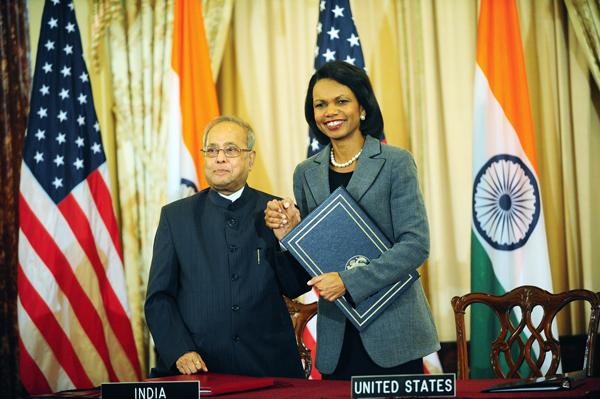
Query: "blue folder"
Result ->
[[281, 186, 419, 330]]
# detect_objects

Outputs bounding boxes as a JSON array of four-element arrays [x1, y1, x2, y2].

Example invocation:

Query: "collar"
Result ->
[[304, 136, 385, 205], [218, 186, 244, 202], [208, 185, 253, 210]]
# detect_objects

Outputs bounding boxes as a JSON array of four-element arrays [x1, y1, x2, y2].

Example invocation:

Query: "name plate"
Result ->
[[101, 381, 200, 399], [351, 373, 456, 398]]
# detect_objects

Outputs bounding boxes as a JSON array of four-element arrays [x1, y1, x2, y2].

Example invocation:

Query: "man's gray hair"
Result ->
[[203, 115, 256, 150]]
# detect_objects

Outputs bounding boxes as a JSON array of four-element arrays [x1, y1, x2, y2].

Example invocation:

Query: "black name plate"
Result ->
[[101, 381, 199, 399], [351, 373, 456, 398]]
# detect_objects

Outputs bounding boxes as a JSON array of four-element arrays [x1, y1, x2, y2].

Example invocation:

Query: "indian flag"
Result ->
[[167, 0, 219, 201], [470, 0, 553, 378]]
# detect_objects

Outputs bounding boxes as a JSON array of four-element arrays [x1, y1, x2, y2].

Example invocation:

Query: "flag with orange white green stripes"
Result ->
[[167, 0, 220, 200], [470, 0, 553, 378]]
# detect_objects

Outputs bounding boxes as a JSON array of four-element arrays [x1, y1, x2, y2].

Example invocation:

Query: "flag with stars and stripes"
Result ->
[[308, 0, 373, 156], [18, 0, 141, 394]]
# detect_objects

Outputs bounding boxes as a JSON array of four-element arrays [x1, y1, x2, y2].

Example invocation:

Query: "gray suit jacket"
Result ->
[[293, 136, 440, 373]]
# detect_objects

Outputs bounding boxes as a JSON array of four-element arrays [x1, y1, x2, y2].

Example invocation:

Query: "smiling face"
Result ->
[[312, 78, 364, 143], [203, 121, 255, 195]]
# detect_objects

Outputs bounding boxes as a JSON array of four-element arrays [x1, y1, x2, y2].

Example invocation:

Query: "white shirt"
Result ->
[[218, 186, 244, 202]]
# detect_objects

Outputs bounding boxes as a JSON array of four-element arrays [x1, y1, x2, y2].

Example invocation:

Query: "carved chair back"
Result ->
[[451, 285, 600, 379]]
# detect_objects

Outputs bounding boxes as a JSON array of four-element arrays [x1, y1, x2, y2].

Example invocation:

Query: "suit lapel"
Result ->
[[346, 136, 385, 202], [304, 145, 331, 207], [303, 137, 385, 206]]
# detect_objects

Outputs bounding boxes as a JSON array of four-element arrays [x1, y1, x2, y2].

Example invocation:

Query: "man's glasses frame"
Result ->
[[202, 145, 252, 158]]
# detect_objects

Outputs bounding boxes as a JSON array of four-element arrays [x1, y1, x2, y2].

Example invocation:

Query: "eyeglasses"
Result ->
[[202, 145, 252, 158]]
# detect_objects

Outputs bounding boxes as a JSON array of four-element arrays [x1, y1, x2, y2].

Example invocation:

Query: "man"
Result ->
[[145, 115, 309, 378]]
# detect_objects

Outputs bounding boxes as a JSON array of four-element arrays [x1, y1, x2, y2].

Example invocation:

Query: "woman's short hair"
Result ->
[[304, 61, 384, 145], [203, 115, 256, 150]]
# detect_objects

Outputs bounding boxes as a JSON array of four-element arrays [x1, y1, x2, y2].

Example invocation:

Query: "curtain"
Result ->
[[95, 0, 174, 374], [564, 0, 600, 88], [217, 0, 318, 199], [23, 0, 599, 355], [203, 0, 234, 79], [520, 0, 600, 332], [0, 2, 30, 398]]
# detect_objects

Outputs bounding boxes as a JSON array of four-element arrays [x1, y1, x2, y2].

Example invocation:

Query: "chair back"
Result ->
[[451, 285, 600, 379], [284, 296, 318, 378]]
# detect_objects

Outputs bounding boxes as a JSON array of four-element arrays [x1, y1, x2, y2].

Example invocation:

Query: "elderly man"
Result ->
[[145, 115, 309, 378]]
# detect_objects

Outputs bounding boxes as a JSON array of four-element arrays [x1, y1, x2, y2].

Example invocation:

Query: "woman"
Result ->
[[266, 61, 440, 380]]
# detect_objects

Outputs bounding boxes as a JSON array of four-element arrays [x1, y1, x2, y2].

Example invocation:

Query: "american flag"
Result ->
[[18, 0, 141, 394], [308, 0, 367, 156]]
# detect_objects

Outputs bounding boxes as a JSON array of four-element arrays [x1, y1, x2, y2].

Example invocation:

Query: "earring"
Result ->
[[360, 113, 366, 121]]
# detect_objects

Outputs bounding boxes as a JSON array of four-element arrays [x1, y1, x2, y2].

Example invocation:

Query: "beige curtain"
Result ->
[[203, 0, 234, 79], [564, 0, 600, 88], [520, 0, 600, 333], [96, 0, 174, 373], [27, 0, 599, 350], [217, 0, 319, 199]]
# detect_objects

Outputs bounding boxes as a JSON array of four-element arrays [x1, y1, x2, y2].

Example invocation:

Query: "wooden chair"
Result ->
[[451, 285, 600, 379], [284, 296, 318, 378]]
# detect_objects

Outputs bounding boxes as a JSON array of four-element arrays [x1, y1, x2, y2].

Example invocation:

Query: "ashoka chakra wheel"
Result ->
[[472, 154, 540, 251]]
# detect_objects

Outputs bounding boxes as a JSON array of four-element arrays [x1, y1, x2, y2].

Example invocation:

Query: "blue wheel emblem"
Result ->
[[473, 154, 540, 250]]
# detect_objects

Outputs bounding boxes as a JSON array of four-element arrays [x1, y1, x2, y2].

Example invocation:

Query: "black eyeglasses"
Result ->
[[202, 145, 252, 158]]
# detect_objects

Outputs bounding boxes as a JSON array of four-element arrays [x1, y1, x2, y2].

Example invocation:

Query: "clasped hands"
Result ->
[[265, 198, 347, 302], [264, 198, 301, 241], [176, 351, 207, 375]]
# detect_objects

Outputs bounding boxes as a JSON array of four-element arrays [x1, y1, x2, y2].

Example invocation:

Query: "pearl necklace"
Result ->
[[330, 147, 362, 168]]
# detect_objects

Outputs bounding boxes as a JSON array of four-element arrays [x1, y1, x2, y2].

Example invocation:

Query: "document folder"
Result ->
[[482, 370, 587, 392], [281, 186, 419, 330], [144, 373, 276, 396]]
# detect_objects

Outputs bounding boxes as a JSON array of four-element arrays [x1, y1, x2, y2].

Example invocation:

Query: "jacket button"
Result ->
[[229, 245, 237, 252], [233, 335, 240, 342], [231, 305, 240, 311], [231, 273, 239, 281], [227, 218, 238, 228]]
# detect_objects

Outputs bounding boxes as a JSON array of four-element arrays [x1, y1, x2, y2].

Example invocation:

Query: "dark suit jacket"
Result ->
[[293, 136, 440, 373], [145, 186, 309, 378]]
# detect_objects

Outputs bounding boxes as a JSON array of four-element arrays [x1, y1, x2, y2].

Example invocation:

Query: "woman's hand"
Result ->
[[308, 272, 346, 301], [264, 198, 301, 240]]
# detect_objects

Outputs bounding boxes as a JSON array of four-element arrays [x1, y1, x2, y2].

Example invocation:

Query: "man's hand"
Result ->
[[308, 272, 346, 301], [175, 351, 208, 375], [264, 198, 301, 240]]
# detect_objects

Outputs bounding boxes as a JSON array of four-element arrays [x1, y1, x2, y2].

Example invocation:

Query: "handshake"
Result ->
[[264, 198, 301, 241]]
